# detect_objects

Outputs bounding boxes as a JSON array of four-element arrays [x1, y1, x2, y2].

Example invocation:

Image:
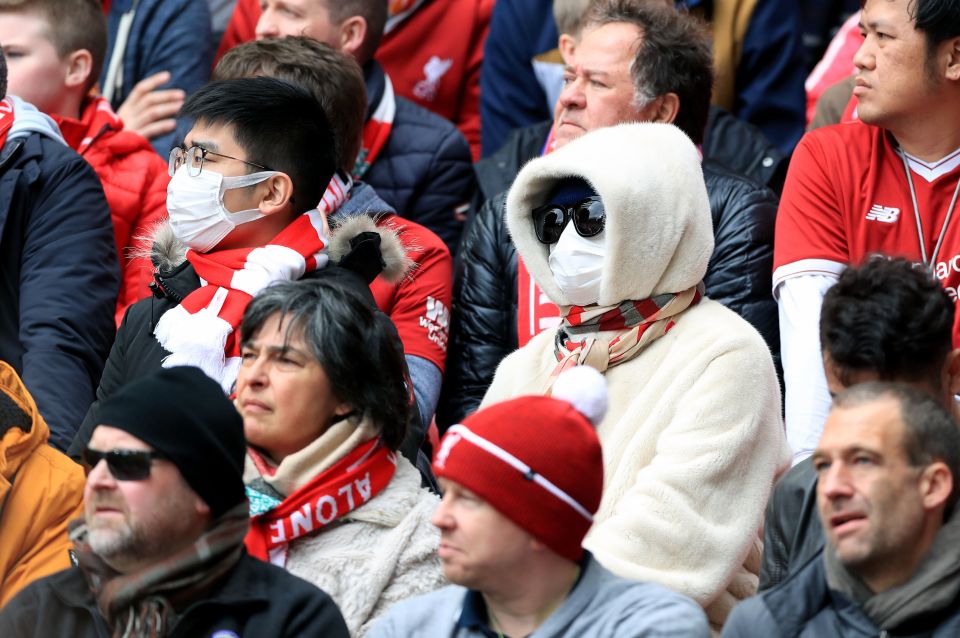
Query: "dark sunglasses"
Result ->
[[82, 447, 167, 481], [532, 196, 605, 244]]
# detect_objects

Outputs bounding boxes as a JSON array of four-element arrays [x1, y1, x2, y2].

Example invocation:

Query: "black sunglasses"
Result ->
[[82, 448, 168, 481], [532, 196, 605, 244]]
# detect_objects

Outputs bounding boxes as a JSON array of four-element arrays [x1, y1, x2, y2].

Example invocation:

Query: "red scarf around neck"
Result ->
[[53, 96, 121, 153], [245, 438, 397, 560], [153, 209, 329, 391], [0, 98, 16, 149]]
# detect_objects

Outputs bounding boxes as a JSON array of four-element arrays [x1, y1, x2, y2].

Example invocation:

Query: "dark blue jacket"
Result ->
[[724, 552, 960, 638], [362, 62, 475, 254], [103, 0, 213, 156], [479, 0, 806, 157], [0, 131, 118, 452]]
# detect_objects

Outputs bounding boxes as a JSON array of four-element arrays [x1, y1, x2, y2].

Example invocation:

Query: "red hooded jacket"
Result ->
[[55, 98, 169, 325]]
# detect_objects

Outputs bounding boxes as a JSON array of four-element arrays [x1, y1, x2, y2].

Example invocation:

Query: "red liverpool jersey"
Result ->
[[775, 122, 960, 335]]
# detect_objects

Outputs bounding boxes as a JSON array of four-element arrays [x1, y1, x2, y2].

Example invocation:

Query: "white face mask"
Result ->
[[548, 223, 606, 306], [166, 166, 279, 253]]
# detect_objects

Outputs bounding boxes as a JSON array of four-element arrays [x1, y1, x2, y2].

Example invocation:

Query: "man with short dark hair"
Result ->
[[775, 0, 960, 464], [0, 366, 350, 637], [251, 0, 475, 252], [68, 76, 390, 457], [724, 382, 960, 636], [215, 37, 452, 430], [760, 256, 960, 589]]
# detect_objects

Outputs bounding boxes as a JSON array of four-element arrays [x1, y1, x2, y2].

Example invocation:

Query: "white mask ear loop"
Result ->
[[220, 171, 280, 223], [221, 170, 279, 191]]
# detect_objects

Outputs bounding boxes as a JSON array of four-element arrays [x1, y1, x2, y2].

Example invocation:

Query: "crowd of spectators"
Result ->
[[1, 0, 959, 636]]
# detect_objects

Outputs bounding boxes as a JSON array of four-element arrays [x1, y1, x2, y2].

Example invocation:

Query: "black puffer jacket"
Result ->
[[438, 119, 780, 428], [362, 62, 475, 254]]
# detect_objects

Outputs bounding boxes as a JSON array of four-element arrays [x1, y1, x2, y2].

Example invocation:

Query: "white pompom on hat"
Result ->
[[550, 365, 608, 426], [433, 364, 608, 561]]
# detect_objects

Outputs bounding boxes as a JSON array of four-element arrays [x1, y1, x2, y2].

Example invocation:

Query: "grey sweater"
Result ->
[[368, 554, 709, 637]]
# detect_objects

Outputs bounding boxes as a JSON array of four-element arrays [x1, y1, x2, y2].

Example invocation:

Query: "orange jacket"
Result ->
[[55, 98, 170, 325], [0, 361, 85, 607]]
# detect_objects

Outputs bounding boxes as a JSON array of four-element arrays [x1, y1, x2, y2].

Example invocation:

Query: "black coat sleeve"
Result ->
[[702, 162, 780, 374], [18, 143, 118, 452], [437, 192, 517, 430]]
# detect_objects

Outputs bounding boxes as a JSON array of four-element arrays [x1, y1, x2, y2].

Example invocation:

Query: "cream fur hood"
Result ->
[[505, 122, 714, 307]]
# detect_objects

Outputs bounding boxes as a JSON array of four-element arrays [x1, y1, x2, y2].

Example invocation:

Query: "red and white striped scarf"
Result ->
[[352, 75, 396, 180], [318, 171, 353, 216], [547, 284, 704, 391], [245, 438, 397, 565], [154, 210, 330, 391]]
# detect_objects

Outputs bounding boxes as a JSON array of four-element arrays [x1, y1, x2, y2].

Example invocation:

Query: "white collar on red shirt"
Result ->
[[901, 145, 960, 183]]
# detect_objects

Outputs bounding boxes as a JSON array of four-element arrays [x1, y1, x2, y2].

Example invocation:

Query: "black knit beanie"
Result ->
[[94, 366, 246, 519]]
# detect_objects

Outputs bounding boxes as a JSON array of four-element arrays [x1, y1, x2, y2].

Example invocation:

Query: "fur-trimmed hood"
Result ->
[[146, 181, 412, 283], [505, 123, 714, 307]]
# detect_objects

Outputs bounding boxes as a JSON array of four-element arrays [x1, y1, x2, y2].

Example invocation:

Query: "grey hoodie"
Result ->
[[368, 554, 709, 638]]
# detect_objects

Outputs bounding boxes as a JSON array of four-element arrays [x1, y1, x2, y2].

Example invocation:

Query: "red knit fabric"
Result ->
[[433, 396, 604, 562]]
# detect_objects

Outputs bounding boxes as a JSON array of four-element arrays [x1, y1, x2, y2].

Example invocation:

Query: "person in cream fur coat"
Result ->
[[482, 122, 791, 630]]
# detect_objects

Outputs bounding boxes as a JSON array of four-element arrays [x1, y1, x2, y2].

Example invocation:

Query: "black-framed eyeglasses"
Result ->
[[168, 145, 272, 178], [532, 196, 605, 244], [82, 447, 168, 481]]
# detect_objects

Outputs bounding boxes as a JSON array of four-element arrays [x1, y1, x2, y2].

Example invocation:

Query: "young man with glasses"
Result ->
[[479, 121, 790, 631], [68, 76, 394, 459], [0, 366, 350, 637]]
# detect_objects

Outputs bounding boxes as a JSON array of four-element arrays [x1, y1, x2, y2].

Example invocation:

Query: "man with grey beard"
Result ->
[[0, 366, 348, 637]]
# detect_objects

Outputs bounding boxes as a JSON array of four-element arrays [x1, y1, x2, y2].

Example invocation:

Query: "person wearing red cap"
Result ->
[[370, 366, 709, 638]]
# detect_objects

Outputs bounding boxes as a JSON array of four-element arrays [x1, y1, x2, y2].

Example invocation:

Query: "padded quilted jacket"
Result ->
[[362, 62, 475, 255]]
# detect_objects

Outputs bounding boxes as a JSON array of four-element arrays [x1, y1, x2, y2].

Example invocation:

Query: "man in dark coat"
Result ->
[[254, 0, 475, 253], [759, 257, 960, 590], [724, 382, 960, 637], [439, 1, 780, 428], [0, 49, 118, 451], [0, 367, 349, 637]]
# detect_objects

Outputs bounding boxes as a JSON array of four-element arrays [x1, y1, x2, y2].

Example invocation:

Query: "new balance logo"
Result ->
[[866, 204, 900, 223]]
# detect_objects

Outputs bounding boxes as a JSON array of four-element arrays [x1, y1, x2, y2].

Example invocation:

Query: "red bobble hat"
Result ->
[[433, 366, 607, 562]]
